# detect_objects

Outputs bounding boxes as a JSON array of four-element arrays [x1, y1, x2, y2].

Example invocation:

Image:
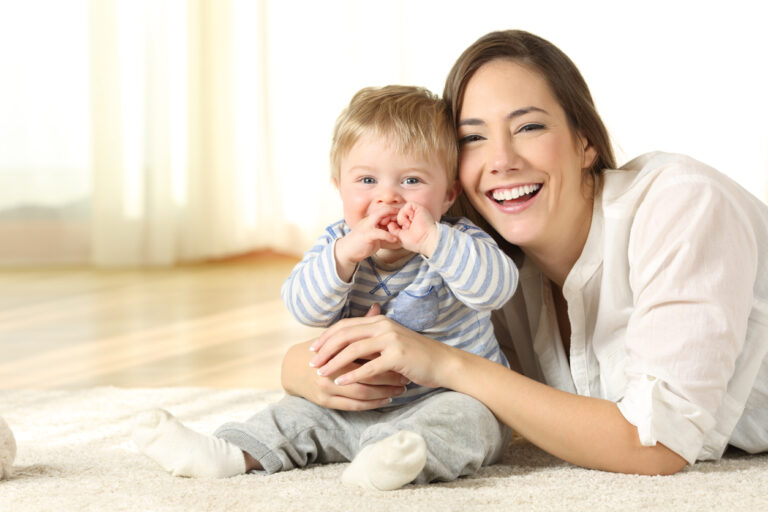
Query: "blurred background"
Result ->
[[1, 0, 767, 267]]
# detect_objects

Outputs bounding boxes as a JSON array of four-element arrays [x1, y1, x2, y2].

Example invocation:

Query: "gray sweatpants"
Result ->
[[215, 391, 510, 484]]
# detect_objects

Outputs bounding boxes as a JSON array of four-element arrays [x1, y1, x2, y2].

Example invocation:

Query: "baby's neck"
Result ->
[[371, 248, 415, 270]]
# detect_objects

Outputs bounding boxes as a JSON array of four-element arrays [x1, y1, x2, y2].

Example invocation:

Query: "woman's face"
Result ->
[[457, 59, 596, 254]]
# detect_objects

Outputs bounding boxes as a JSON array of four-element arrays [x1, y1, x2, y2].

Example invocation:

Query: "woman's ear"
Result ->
[[579, 135, 597, 170], [442, 181, 462, 214]]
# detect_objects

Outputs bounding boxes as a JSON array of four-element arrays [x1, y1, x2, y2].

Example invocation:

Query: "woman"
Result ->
[[281, 30, 768, 475]]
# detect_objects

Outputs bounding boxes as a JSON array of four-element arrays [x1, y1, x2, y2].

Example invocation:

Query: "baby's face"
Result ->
[[335, 132, 457, 231]]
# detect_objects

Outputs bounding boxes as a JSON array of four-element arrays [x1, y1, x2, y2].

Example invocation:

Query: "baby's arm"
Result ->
[[281, 227, 354, 327], [426, 218, 518, 310], [282, 208, 400, 327]]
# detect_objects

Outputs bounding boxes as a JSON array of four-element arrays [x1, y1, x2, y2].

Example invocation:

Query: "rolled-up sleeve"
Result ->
[[618, 167, 758, 463]]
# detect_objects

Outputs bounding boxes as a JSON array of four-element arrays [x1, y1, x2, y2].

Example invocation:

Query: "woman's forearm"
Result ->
[[443, 350, 687, 475]]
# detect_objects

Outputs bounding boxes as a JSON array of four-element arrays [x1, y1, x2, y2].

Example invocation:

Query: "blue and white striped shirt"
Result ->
[[282, 216, 518, 405]]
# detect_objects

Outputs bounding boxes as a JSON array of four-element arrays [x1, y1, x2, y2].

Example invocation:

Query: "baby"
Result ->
[[133, 85, 517, 490]]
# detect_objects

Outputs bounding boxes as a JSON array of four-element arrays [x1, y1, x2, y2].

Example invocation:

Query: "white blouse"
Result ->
[[493, 152, 768, 464]]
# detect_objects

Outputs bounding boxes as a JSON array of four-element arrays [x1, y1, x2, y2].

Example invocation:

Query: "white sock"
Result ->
[[341, 430, 427, 491], [131, 409, 246, 478]]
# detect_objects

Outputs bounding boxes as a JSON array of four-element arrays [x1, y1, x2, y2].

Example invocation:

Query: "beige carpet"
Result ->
[[1, 387, 767, 511]]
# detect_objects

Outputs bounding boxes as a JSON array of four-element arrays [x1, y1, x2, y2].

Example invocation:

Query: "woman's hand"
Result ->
[[308, 311, 459, 390], [281, 304, 410, 411]]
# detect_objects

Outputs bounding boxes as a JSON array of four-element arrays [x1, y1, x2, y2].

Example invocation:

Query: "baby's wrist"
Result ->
[[333, 239, 358, 282], [419, 222, 440, 258]]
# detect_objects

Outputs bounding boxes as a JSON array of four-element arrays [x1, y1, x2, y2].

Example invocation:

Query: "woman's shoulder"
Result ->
[[604, 152, 716, 191], [601, 151, 762, 209]]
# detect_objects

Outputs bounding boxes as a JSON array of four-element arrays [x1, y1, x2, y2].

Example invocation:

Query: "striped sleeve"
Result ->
[[426, 217, 518, 311], [280, 223, 353, 327]]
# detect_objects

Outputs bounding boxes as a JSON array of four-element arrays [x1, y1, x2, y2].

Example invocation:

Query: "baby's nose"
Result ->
[[376, 188, 404, 205]]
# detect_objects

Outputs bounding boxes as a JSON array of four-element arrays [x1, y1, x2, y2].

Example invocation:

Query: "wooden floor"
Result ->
[[0, 252, 322, 390]]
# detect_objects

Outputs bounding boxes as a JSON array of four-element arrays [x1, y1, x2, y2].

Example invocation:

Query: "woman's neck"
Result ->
[[523, 200, 593, 288]]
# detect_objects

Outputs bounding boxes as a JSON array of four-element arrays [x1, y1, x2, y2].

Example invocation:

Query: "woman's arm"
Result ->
[[447, 349, 687, 475], [310, 315, 687, 475]]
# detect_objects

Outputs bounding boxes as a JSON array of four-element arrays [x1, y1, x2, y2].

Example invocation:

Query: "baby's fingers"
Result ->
[[397, 203, 416, 224]]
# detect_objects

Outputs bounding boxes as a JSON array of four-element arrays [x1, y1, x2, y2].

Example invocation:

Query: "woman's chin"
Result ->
[[484, 214, 540, 247]]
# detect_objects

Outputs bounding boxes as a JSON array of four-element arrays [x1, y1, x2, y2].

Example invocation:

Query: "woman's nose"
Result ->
[[489, 136, 519, 174]]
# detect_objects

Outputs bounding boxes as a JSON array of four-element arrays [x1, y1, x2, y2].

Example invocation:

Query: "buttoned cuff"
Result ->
[[617, 374, 716, 465]]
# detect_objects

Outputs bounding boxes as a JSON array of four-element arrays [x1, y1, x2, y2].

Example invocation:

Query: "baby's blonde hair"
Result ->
[[330, 85, 457, 183]]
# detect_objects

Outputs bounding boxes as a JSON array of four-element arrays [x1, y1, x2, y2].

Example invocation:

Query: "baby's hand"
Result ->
[[387, 202, 439, 257], [335, 205, 400, 280]]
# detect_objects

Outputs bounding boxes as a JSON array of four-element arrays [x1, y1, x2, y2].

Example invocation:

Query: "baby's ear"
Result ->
[[443, 181, 462, 213]]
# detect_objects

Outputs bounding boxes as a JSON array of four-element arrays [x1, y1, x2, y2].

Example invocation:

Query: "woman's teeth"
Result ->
[[491, 184, 542, 202]]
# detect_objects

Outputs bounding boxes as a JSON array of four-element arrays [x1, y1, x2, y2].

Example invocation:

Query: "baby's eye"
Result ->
[[361, 176, 376, 184], [403, 177, 421, 185]]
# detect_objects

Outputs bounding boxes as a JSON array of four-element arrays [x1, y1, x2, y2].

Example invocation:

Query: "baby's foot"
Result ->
[[132, 409, 246, 478], [342, 430, 427, 491]]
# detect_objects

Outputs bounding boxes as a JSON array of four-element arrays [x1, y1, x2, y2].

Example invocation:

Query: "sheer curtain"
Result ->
[[89, 0, 289, 265], [1, 0, 344, 266], [1, 0, 767, 266]]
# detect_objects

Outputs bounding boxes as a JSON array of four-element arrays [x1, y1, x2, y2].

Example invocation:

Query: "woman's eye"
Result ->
[[518, 123, 545, 133], [403, 177, 421, 185], [361, 177, 376, 184], [458, 134, 484, 145]]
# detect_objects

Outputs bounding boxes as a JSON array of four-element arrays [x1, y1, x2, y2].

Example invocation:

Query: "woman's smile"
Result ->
[[487, 182, 543, 213]]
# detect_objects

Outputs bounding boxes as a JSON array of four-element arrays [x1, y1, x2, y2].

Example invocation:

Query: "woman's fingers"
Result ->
[[321, 320, 451, 389], [313, 310, 381, 347], [310, 316, 385, 366], [283, 340, 406, 412], [309, 303, 380, 353], [319, 395, 394, 411], [333, 356, 392, 386], [316, 336, 387, 378], [358, 369, 410, 387], [320, 379, 405, 401], [313, 362, 407, 410]]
